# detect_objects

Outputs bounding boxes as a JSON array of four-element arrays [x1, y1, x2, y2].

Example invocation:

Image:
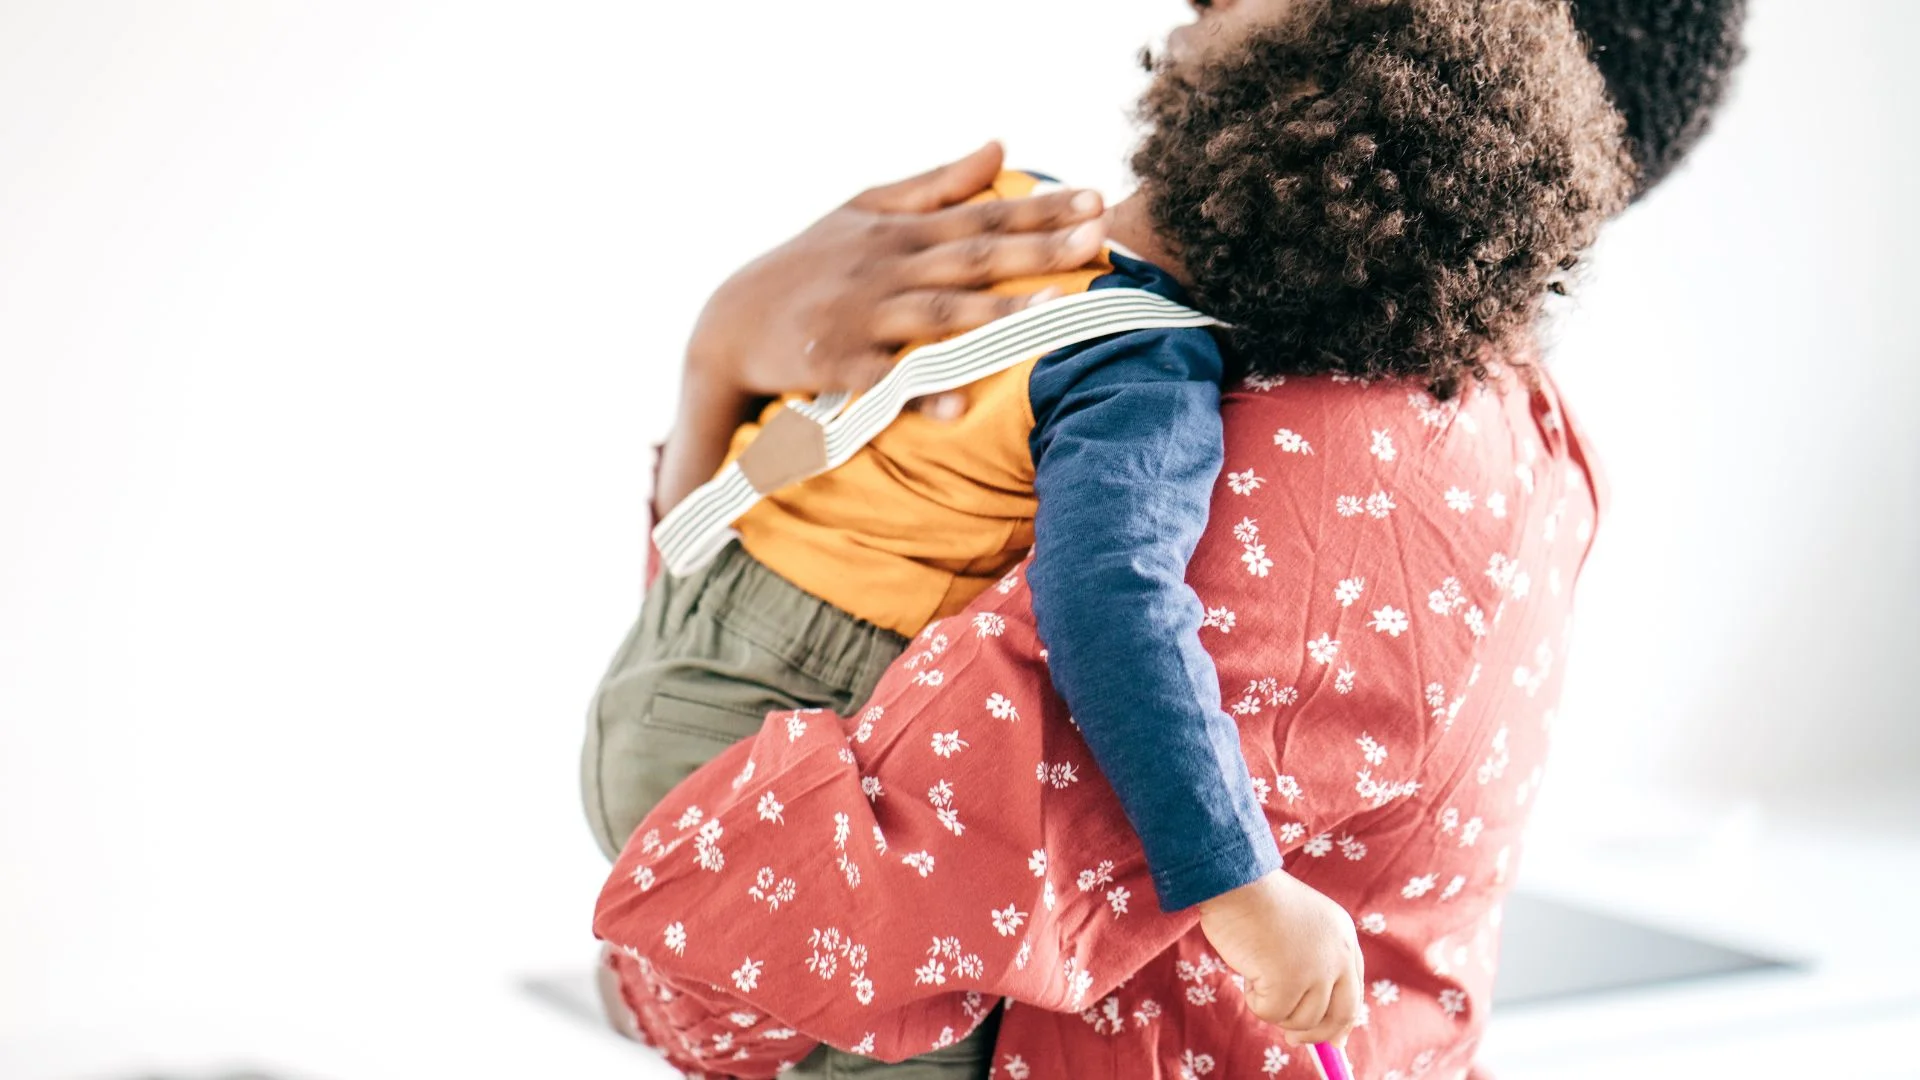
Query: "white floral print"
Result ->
[[930, 731, 968, 758], [1200, 605, 1238, 633], [748, 867, 797, 911], [1335, 577, 1367, 607], [1275, 774, 1302, 804], [1357, 734, 1388, 765], [694, 818, 726, 873], [992, 904, 1027, 937], [731, 957, 763, 993], [1307, 634, 1341, 665], [1076, 860, 1116, 893], [1370, 429, 1398, 462], [1370, 605, 1410, 636]]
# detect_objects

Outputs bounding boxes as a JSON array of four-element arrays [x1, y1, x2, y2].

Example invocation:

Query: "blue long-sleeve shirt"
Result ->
[[1026, 253, 1282, 912]]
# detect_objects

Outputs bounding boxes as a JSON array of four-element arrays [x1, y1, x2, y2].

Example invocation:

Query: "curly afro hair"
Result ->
[[1571, 0, 1748, 197], [1133, 0, 1635, 397]]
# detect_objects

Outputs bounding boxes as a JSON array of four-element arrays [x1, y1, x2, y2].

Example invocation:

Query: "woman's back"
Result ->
[[1084, 368, 1601, 1077], [592, 367, 1602, 1079]]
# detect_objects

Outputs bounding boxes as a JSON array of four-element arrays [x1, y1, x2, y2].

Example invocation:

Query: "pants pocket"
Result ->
[[584, 653, 810, 860], [623, 688, 772, 815]]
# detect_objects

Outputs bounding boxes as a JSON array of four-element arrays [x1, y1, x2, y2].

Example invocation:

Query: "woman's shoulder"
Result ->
[[1217, 368, 1578, 506]]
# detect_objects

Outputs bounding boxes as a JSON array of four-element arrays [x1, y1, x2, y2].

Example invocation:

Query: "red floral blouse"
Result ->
[[596, 367, 1601, 1080]]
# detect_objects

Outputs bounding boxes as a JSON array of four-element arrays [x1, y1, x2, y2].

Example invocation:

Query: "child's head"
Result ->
[[1133, 0, 1635, 397]]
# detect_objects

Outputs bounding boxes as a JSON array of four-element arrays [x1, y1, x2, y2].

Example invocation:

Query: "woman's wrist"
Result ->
[[681, 342, 753, 415], [652, 348, 763, 519]]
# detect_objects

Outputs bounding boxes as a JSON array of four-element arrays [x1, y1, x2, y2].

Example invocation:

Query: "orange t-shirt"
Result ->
[[720, 170, 1114, 637]]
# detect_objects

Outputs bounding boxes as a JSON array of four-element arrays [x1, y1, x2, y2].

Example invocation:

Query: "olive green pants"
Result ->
[[580, 543, 994, 1078]]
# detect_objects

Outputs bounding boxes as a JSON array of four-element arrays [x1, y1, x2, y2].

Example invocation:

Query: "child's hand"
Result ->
[[1196, 869, 1363, 1046]]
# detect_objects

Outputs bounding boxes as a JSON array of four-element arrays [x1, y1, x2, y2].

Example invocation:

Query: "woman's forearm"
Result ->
[[653, 355, 762, 519]]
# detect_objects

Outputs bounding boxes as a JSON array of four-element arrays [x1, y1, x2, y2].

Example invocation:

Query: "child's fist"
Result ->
[[1196, 869, 1363, 1045]]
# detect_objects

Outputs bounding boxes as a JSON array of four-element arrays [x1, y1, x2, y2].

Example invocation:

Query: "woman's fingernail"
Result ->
[[1027, 287, 1063, 308], [1071, 190, 1103, 214], [1067, 221, 1103, 247]]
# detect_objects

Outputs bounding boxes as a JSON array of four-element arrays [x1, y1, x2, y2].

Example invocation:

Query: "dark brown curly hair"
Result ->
[[1134, 0, 1635, 397], [1572, 0, 1748, 198]]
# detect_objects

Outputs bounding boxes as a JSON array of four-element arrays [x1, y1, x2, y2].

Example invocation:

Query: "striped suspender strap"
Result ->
[[652, 287, 1223, 577]]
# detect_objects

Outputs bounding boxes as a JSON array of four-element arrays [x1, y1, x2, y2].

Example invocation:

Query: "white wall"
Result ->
[[1, 0, 1914, 1055], [1546, 0, 1920, 803], [0, 0, 1185, 1047]]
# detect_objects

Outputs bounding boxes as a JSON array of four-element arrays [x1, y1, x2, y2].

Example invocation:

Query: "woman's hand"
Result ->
[[657, 142, 1110, 517], [688, 141, 1109, 398]]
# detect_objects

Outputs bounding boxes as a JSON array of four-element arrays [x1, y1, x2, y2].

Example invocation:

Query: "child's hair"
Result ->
[[1572, 0, 1748, 198], [1133, 0, 1636, 398]]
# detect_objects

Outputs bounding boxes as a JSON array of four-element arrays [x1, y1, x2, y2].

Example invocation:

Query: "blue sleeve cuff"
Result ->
[[1151, 826, 1286, 912]]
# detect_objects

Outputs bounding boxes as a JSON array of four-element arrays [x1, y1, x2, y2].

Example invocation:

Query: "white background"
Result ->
[[3, 1, 1916, 1076]]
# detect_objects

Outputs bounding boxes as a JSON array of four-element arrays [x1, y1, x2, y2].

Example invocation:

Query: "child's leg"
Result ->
[[580, 542, 909, 861]]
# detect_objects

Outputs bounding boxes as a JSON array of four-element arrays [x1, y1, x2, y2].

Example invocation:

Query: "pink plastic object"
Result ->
[[1312, 1042, 1355, 1080]]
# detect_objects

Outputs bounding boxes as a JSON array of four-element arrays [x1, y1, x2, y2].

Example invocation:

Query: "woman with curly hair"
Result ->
[[580, 1, 1735, 1076], [1575, 0, 1748, 196]]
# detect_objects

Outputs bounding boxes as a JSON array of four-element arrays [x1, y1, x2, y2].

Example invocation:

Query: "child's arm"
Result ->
[[1028, 328, 1361, 1044], [1028, 327, 1279, 911]]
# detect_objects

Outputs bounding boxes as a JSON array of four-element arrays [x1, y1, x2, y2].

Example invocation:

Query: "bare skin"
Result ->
[[1200, 867, 1363, 1045]]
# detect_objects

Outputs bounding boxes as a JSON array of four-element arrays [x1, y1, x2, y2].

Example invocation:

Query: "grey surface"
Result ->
[[101, 1072, 321, 1080], [526, 892, 1798, 1034], [1493, 892, 1795, 1006], [521, 972, 613, 1031]]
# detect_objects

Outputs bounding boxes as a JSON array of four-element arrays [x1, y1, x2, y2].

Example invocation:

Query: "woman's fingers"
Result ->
[[910, 188, 1105, 246], [869, 286, 1062, 343], [902, 223, 1108, 289], [852, 141, 1006, 214], [815, 347, 902, 397]]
